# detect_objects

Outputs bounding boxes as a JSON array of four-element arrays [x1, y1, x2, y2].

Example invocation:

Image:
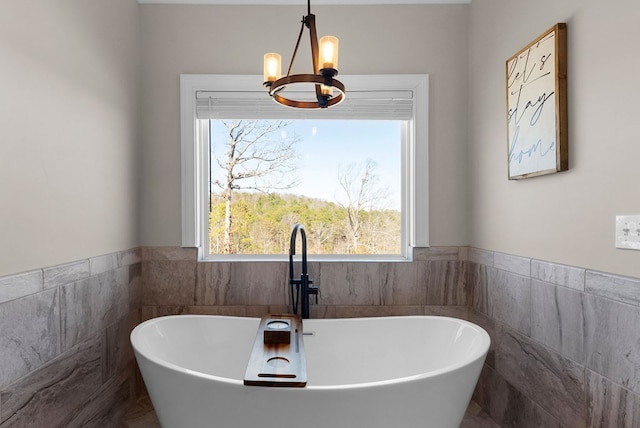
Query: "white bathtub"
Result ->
[[131, 315, 489, 428]]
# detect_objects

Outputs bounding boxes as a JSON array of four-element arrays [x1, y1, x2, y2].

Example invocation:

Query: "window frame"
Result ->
[[180, 74, 429, 261]]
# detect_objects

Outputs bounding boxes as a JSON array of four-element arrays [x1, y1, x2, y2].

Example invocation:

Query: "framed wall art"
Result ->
[[506, 23, 568, 180]]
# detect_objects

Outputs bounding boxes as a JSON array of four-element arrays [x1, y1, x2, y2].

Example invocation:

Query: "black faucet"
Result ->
[[288, 224, 318, 319]]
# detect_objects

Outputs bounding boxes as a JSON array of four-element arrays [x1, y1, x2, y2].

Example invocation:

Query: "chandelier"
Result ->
[[262, 0, 345, 109]]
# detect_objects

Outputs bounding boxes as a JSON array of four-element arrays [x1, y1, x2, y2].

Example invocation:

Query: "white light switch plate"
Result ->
[[615, 215, 640, 250]]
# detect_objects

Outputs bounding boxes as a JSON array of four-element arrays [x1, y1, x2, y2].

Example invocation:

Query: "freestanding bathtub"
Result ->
[[131, 315, 489, 428]]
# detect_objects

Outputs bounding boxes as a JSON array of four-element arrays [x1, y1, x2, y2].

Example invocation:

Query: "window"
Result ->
[[181, 75, 428, 261]]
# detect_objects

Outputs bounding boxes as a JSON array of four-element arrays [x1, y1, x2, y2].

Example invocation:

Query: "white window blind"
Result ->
[[195, 89, 414, 120]]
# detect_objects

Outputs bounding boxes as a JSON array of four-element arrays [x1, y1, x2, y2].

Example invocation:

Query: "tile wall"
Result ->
[[2, 245, 639, 427], [140, 246, 469, 321], [468, 248, 640, 428], [0, 249, 142, 428]]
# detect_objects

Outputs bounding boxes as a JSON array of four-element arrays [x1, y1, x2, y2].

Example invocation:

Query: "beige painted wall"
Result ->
[[3, 0, 636, 279], [139, 4, 470, 248], [468, 0, 640, 277], [0, 0, 141, 276]]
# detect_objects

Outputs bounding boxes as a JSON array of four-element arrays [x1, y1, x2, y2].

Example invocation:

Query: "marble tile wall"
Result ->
[[469, 248, 640, 428], [17, 244, 631, 427], [140, 246, 469, 321], [0, 248, 142, 428]]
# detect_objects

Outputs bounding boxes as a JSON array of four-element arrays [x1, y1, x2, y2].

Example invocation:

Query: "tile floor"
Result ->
[[123, 395, 499, 427]]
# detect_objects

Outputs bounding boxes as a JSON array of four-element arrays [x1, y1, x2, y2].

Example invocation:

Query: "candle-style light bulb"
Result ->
[[319, 36, 339, 73], [263, 53, 281, 84]]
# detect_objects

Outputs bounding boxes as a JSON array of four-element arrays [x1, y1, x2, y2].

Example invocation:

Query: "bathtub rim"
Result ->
[[131, 314, 490, 391]]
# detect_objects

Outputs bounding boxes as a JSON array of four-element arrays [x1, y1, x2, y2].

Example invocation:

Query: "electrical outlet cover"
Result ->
[[615, 215, 640, 250]]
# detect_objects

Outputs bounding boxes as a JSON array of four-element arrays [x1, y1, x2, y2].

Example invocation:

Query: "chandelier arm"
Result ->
[[306, 14, 325, 104], [269, 74, 345, 109], [307, 14, 319, 75], [286, 19, 307, 77]]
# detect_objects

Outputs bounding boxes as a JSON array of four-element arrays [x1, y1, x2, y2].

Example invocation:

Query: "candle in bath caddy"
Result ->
[[264, 319, 291, 344]]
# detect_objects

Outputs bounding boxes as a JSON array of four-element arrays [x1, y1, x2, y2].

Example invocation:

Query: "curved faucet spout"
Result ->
[[288, 224, 317, 319], [289, 224, 308, 277]]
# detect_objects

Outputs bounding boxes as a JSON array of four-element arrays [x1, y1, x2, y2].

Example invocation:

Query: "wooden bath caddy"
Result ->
[[243, 314, 307, 388]]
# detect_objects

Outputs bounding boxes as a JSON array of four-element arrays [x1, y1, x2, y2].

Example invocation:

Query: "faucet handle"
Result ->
[[308, 284, 319, 304]]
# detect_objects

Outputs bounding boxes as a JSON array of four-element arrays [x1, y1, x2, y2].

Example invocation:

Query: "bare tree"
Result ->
[[337, 158, 390, 253], [212, 120, 301, 254]]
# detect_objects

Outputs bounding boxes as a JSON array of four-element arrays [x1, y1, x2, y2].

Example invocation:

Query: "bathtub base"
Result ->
[[139, 350, 480, 428]]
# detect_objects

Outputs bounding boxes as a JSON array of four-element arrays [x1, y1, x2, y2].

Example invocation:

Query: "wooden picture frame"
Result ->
[[506, 23, 568, 180]]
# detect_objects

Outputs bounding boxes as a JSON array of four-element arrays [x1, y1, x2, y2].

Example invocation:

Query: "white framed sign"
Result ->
[[506, 23, 568, 180]]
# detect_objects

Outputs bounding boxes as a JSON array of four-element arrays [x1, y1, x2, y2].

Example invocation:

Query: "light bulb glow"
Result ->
[[319, 36, 339, 71], [321, 84, 333, 96], [263, 53, 281, 83]]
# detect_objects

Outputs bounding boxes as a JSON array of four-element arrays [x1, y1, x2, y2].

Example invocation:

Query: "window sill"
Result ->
[[200, 254, 414, 263]]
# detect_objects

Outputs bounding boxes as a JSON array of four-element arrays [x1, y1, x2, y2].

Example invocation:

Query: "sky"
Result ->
[[210, 119, 402, 210]]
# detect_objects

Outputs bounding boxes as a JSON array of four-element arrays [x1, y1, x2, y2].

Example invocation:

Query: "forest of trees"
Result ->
[[208, 192, 401, 255], [208, 119, 401, 255]]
